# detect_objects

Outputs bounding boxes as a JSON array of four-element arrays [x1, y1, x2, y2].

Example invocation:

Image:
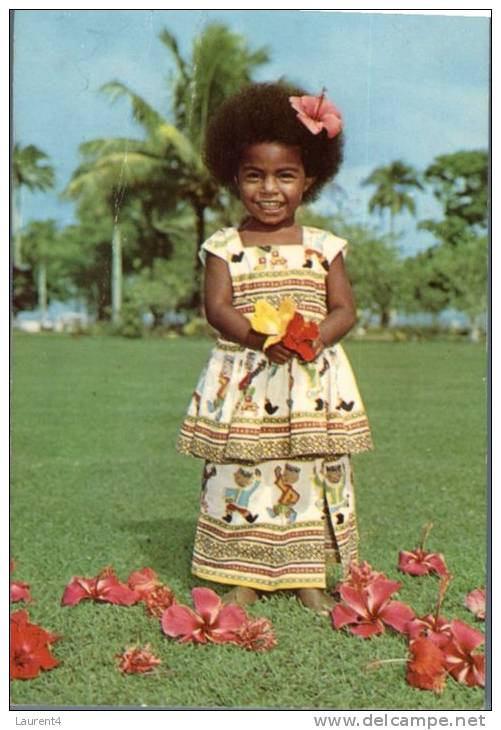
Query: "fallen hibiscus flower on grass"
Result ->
[[162, 587, 247, 644], [406, 575, 453, 649], [10, 558, 32, 604], [363, 573, 485, 692], [406, 638, 448, 694], [116, 645, 162, 675], [61, 566, 139, 607], [127, 567, 163, 598], [126, 567, 176, 617], [335, 561, 389, 594], [162, 587, 277, 651], [399, 522, 449, 578], [465, 588, 485, 621], [233, 618, 277, 652], [10, 610, 60, 680], [443, 619, 485, 688], [332, 578, 415, 638]]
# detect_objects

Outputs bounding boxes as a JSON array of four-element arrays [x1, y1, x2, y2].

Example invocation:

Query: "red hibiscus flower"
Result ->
[[61, 566, 138, 607], [398, 523, 449, 577], [127, 567, 163, 599], [10, 580, 32, 604], [407, 614, 452, 649], [162, 587, 247, 644], [144, 586, 176, 618], [332, 578, 415, 638], [465, 588, 486, 621], [10, 559, 32, 603], [233, 618, 277, 652], [10, 611, 60, 680], [282, 312, 320, 361], [11, 609, 61, 645], [289, 90, 343, 139], [406, 575, 453, 649], [443, 619, 485, 688], [406, 638, 447, 694], [336, 561, 388, 593], [116, 645, 161, 674]]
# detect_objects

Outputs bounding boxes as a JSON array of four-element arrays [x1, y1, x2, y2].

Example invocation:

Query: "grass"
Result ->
[[11, 333, 487, 709]]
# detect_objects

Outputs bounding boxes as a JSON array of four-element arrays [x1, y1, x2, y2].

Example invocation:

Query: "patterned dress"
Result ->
[[177, 226, 373, 591]]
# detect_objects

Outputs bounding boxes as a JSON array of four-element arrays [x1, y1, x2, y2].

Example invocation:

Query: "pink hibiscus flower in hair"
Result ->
[[289, 89, 343, 139], [398, 523, 449, 577], [332, 578, 415, 638], [443, 619, 485, 688], [161, 587, 247, 644], [465, 588, 485, 621]]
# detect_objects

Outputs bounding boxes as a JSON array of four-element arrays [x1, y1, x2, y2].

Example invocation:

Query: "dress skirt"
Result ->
[[191, 455, 358, 591]]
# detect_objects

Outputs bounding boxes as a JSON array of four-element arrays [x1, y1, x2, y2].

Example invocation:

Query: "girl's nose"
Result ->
[[262, 175, 278, 193]]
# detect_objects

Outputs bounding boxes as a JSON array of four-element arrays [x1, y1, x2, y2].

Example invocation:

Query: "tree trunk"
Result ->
[[111, 222, 122, 324], [469, 315, 481, 343], [13, 188, 25, 269], [37, 262, 48, 325], [380, 307, 391, 329]]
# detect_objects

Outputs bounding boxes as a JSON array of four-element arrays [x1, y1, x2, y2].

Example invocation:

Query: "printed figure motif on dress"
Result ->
[[252, 246, 287, 271], [222, 467, 261, 524], [300, 356, 330, 411], [312, 460, 347, 516], [201, 463, 217, 513], [267, 464, 302, 524], [303, 247, 330, 272], [207, 354, 234, 419]]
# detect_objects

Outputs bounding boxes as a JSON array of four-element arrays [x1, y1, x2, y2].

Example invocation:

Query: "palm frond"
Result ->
[[100, 81, 166, 136], [159, 28, 190, 84]]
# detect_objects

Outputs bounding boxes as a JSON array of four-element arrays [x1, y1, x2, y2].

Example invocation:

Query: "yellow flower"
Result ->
[[250, 298, 296, 350]]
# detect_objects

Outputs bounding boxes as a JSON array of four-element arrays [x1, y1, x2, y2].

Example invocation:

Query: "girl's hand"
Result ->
[[265, 342, 294, 364], [311, 336, 326, 360]]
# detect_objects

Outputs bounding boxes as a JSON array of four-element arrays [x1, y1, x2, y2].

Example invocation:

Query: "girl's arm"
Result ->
[[317, 253, 357, 350], [204, 252, 293, 363]]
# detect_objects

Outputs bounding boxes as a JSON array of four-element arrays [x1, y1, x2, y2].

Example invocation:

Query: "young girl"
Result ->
[[177, 82, 373, 615]]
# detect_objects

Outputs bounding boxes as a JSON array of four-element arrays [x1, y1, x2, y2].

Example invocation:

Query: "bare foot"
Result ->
[[296, 588, 335, 616], [222, 586, 260, 606]]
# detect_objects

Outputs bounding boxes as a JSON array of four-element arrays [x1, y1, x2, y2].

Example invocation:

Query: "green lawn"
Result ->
[[11, 333, 488, 709]]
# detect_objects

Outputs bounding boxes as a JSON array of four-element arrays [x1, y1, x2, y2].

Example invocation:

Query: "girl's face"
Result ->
[[237, 142, 315, 228]]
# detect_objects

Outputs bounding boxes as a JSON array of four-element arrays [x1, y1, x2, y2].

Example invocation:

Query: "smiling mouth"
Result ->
[[257, 201, 284, 211]]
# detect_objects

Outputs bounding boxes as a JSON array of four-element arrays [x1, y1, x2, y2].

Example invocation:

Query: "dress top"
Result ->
[[177, 226, 373, 464]]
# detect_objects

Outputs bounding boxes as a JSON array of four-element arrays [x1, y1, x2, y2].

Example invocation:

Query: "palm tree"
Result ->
[[21, 219, 59, 324], [63, 144, 136, 324], [69, 23, 268, 312], [12, 144, 55, 268], [362, 161, 423, 238]]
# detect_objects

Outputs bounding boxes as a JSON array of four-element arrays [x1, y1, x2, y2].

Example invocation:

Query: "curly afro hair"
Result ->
[[204, 82, 344, 203]]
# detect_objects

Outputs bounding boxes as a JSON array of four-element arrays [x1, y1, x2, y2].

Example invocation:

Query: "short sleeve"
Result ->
[[304, 227, 348, 265], [199, 228, 241, 266]]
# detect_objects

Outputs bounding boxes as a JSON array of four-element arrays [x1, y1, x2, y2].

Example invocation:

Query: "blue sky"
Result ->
[[12, 9, 490, 252]]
